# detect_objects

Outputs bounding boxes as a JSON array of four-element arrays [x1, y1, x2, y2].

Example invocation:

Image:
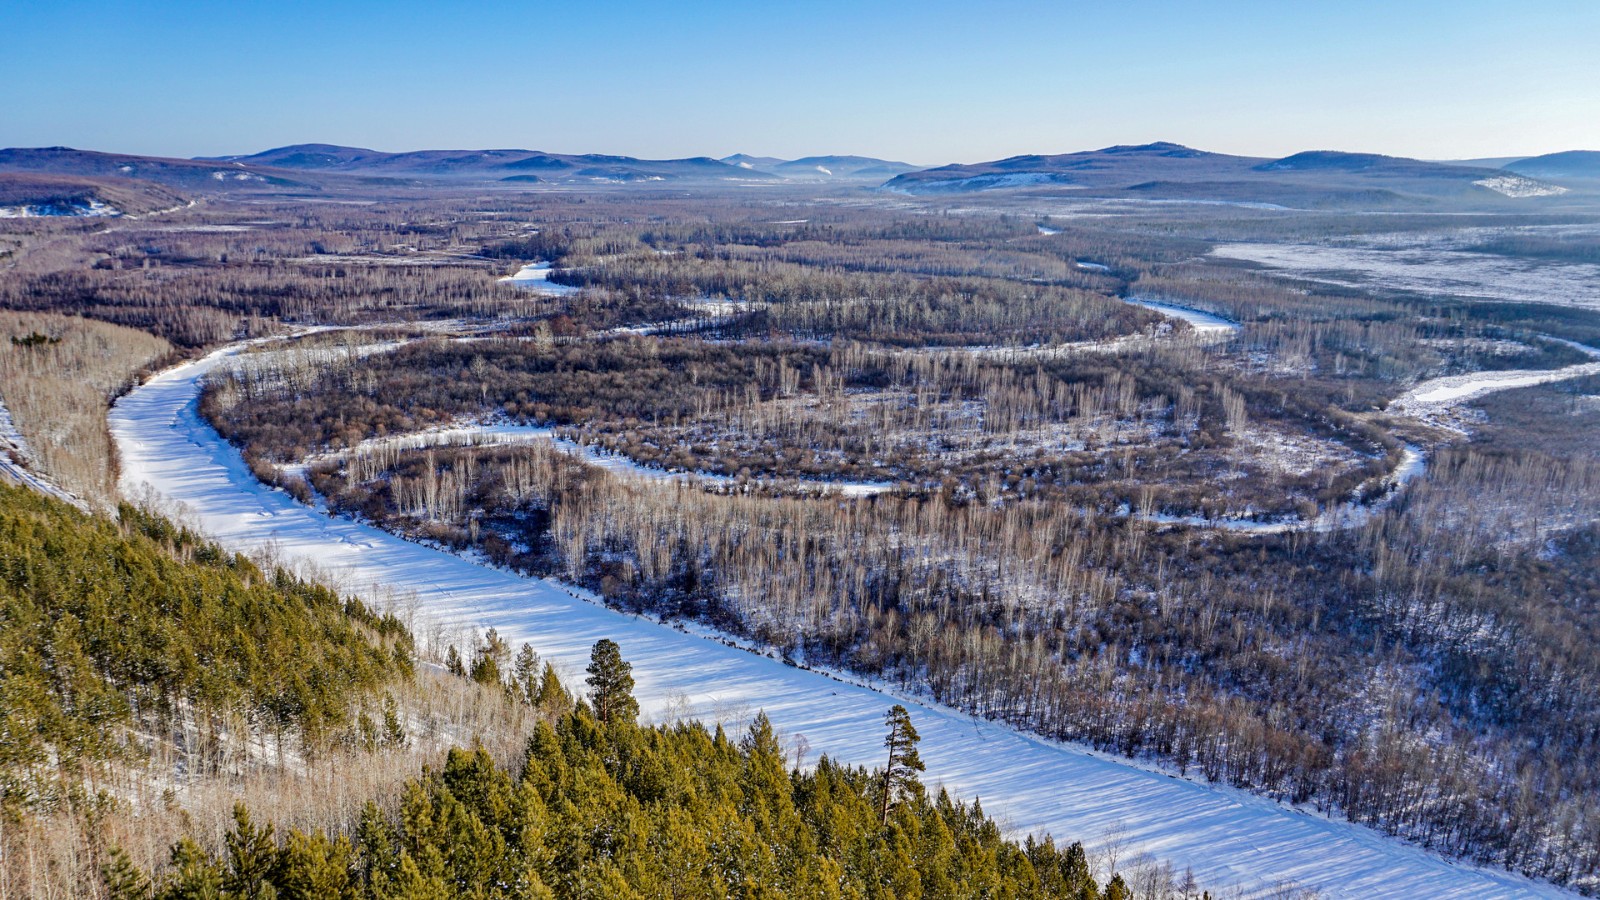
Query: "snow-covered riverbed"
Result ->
[[300, 421, 894, 497], [1123, 297, 1240, 335], [106, 340, 1574, 899], [1392, 339, 1600, 422], [499, 262, 580, 295]]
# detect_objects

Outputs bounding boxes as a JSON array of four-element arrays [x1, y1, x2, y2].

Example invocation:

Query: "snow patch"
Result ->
[[0, 198, 120, 218], [1123, 297, 1240, 335], [1474, 175, 1568, 198], [497, 262, 581, 296]]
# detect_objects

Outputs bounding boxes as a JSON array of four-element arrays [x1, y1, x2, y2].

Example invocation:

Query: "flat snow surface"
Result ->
[[1124, 298, 1240, 335], [1393, 340, 1600, 417], [498, 262, 581, 295], [1212, 240, 1600, 311], [108, 343, 1575, 900]]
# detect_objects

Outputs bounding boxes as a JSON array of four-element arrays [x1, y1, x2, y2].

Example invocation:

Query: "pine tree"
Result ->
[[444, 645, 465, 677], [470, 628, 509, 687], [585, 639, 638, 725], [535, 661, 572, 717], [224, 803, 279, 900], [880, 704, 925, 826], [164, 836, 225, 900], [1105, 874, 1131, 900], [273, 829, 355, 900], [382, 693, 406, 748], [101, 847, 151, 900], [513, 643, 541, 705]]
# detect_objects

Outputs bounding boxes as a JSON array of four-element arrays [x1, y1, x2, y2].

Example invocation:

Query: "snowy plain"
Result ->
[[1211, 240, 1600, 311], [107, 341, 1577, 899]]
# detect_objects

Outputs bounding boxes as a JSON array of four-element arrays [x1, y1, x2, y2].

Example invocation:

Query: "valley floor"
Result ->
[[107, 337, 1579, 900]]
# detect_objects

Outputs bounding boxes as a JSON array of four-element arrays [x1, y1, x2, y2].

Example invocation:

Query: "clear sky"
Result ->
[[3, 0, 1597, 165]]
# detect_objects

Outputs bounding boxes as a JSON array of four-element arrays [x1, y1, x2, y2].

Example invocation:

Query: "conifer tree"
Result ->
[[101, 847, 151, 900], [513, 643, 541, 705], [585, 639, 638, 725], [224, 803, 279, 900], [535, 661, 572, 717], [880, 704, 925, 826], [470, 628, 509, 687], [164, 837, 225, 900]]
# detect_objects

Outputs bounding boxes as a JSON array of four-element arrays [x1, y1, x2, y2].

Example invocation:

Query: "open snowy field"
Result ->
[[1212, 240, 1600, 310], [108, 342, 1578, 900]]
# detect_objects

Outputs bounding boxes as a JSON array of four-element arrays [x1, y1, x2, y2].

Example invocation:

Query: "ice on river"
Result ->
[[499, 262, 581, 295]]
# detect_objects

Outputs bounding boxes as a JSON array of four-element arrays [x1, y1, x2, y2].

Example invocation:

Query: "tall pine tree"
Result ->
[[880, 704, 925, 825], [585, 639, 638, 725]]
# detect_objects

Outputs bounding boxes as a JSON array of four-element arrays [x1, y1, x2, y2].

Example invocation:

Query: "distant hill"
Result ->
[[0, 147, 309, 193], [0, 172, 187, 217], [884, 142, 1574, 204], [723, 154, 920, 181], [1255, 150, 1475, 176], [1504, 150, 1600, 180], [884, 142, 1264, 193], [722, 153, 788, 171], [213, 144, 775, 184]]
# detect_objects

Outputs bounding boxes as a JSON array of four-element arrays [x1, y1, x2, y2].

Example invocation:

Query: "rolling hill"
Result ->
[[209, 143, 775, 184], [881, 142, 1575, 205], [1504, 150, 1600, 180], [722, 153, 920, 181], [0, 147, 310, 193], [0, 172, 188, 217]]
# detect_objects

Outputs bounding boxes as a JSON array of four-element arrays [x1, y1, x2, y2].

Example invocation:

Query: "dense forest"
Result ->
[[0, 482, 1147, 899], [109, 680, 1140, 900], [0, 481, 413, 813]]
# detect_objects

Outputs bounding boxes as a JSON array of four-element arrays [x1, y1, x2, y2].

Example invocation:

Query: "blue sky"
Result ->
[[3, 0, 1596, 163]]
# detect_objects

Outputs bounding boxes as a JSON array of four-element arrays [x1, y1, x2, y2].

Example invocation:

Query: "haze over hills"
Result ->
[[210, 144, 922, 183], [1, 141, 1595, 217], [205, 143, 777, 184], [720, 153, 920, 181], [1505, 150, 1600, 180], [882, 141, 1581, 204]]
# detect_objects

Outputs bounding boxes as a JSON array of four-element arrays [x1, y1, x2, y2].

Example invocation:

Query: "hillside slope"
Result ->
[[212, 143, 776, 184], [883, 142, 1574, 204]]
